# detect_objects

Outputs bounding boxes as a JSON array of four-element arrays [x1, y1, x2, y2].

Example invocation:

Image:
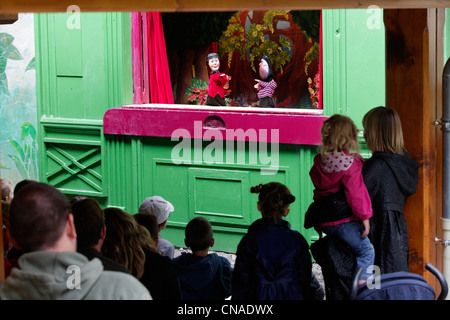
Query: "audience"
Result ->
[[71, 197, 130, 273], [232, 182, 315, 300], [134, 212, 159, 245], [13, 179, 36, 195], [139, 196, 175, 259], [6, 179, 37, 272], [172, 216, 232, 300], [0, 182, 152, 299], [102, 207, 182, 300], [2, 201, 12, 277], [2, 180, 13, 278], [0, 178, 323, 300], [1, 179, 13, 202]]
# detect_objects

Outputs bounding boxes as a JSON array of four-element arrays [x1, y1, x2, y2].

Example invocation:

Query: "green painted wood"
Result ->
[[444, 8, 450, 65], [35, 12, 132, 198], [103, 135, 318, 252], [322, 9, 386, 129]]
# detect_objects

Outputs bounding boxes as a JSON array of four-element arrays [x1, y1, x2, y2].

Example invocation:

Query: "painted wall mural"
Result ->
[[218, 10, 320, 109], [0, 13, 38, 187]]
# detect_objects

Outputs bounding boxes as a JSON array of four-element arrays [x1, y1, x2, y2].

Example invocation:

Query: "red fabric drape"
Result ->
[[131, 12, 174, 104], [319, 11, 323, 110], [131, 12, 143, 104]]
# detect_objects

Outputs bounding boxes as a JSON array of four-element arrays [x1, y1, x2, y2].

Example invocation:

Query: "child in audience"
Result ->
[[308, 114, 374, 283], [232, 182, 314, 300], [172, 216, 232, 300], [139, 196, 175, 258]]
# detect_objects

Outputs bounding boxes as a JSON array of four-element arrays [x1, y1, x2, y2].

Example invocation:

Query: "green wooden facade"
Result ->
[[35, 9, 385, 252]]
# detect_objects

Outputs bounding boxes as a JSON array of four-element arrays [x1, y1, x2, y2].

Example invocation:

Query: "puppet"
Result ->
[[254, 55, 277, 108], [205, 53, 230, 106]]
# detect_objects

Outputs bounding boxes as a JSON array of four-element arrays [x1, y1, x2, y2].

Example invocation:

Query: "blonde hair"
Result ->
[[320, 114, 359, 154], [362, 106, 404, 154]]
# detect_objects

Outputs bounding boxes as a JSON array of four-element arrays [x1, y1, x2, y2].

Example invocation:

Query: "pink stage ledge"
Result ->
[[103, 105, 327, 145]]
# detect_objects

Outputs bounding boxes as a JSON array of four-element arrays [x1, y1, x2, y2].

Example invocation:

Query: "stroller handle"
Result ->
[[425, 263, 449, 300], [350, 267, 364, 300], [350, 264, 448, 300]]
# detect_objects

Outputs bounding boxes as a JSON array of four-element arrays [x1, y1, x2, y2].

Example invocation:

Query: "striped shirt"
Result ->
[[257, 80, 277, 98]]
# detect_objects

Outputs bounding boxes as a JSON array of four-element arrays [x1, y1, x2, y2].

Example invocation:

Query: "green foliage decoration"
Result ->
[[1, 122, 39, 180], [218, 11, 293, 74], [0, 32, 24, 95]]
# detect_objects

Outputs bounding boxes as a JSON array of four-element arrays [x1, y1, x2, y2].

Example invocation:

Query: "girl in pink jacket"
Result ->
[[309, 114, 374, 283]]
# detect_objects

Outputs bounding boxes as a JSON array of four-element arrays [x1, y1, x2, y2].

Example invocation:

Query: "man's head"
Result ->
[[138, 196, 174, 229], [71, 198, 105, 250], [9, 182, 76, 253]]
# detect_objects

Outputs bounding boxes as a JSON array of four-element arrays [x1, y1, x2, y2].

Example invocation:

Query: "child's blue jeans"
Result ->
[[322, 221, 375, 281]]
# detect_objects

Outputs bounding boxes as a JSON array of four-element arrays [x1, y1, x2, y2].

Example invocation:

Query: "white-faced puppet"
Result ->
[[254, 55, 277, 108]]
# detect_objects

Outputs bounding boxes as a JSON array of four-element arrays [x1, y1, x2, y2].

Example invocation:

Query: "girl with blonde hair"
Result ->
[[362, 106, 419, 274], [308, 114, 374, 283]]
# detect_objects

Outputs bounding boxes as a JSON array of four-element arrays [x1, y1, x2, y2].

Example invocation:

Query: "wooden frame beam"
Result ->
[[1, 0, 450, 14]]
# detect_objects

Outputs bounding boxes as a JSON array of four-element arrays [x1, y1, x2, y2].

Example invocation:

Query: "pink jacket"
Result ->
[[309, 151, 373, 227]]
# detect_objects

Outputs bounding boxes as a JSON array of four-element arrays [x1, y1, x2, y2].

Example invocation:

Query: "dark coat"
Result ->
[[362, 150, 419, 274], [139, 248, 182, 300], [232, 218, 312, 300], [172, 252, 232, 300]]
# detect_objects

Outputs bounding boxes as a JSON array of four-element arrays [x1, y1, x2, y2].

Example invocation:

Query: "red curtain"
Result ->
[[131, 12, 174, 104], [319, 11, 323, 109]]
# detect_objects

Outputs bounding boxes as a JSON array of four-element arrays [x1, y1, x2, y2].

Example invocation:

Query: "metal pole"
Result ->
[[440, 58, 450, 299], [443, 58, 450, 220]]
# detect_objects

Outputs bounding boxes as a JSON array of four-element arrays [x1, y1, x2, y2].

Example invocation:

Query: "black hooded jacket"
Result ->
[[362, 151, 419, 214], [362, 150, 419, 274]]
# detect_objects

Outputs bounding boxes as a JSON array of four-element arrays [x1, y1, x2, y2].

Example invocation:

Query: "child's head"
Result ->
[[320, 114, 359, 154], [250, 182, 295, 220], [184, 217, 213, 252], [362, 106, 404, 154]]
